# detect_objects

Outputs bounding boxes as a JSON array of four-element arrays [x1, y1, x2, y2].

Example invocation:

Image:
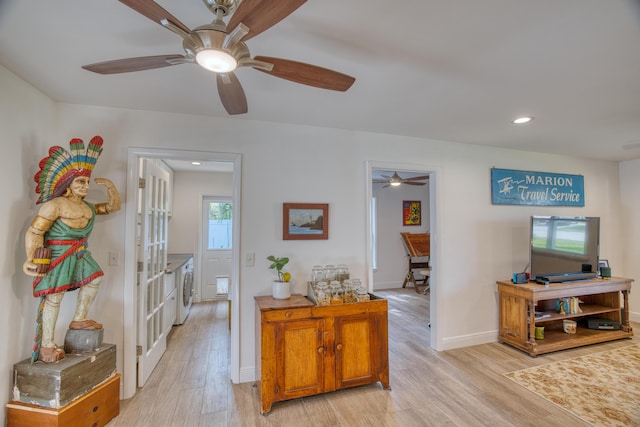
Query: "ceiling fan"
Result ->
[[81, 0, 356, 115], [373, 172, 429, 188]]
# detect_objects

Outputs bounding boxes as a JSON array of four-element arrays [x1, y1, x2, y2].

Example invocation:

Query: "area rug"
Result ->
[[504, 344, 640, 426]]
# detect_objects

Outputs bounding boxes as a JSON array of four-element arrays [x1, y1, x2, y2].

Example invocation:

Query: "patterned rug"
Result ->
[[504, 344, 640, 426]]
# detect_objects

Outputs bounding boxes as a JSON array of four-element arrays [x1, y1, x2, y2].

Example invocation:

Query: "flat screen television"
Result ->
[[529, 216, 600, 283]]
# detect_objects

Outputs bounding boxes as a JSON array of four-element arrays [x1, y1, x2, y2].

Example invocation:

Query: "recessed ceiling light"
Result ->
[[191, 161, 201, 165], [513, 116, 534, 124], [623, 140, 640, 151]]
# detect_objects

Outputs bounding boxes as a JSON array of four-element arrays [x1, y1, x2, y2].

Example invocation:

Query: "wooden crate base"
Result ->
[[13, 343, 116, 408], [6, 374, 120, 427]]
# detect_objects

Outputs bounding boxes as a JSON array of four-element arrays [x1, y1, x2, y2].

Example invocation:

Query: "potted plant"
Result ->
[[267, 255, 291, 299]]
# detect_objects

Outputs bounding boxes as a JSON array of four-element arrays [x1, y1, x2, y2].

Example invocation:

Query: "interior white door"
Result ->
[[201, 196, 232, 300], [137, 158, 170, 386]]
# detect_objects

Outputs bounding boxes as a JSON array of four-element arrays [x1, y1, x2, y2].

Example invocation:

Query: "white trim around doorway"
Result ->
[[365, 160, 442, 351], [124, 148, 242, 399]]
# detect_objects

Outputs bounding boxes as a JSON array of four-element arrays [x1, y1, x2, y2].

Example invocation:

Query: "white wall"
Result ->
[[2, 64, 639, 422], [0, 66, 61, 421], [620, 159, 640, 323], [373, 183, 430, 289]]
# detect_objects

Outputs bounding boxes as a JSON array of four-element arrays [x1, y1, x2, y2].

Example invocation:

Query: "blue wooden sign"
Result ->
[[491, 168, 584, 206]]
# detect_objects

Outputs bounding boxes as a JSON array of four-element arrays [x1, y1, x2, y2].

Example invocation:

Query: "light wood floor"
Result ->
[[109, 289, 639, 426]]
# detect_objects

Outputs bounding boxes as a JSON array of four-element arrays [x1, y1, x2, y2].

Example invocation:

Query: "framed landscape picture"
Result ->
[[403, 200, 421, 226], [283, 203, 329, 240]]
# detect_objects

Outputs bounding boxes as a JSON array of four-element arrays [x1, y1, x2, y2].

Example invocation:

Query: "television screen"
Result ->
[[529, 216, 600, 282]]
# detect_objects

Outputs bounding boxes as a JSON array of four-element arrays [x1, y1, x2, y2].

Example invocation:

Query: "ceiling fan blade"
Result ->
[[216, 72, 248, 115], [253, 56, 355, 91], [403, 182, 426, 186], [403, 175, 430, 182], [228, 0, 306, 41], [82, 55, 187, 74], [226, 0, 260, 34], [119, 0, 191, 34]]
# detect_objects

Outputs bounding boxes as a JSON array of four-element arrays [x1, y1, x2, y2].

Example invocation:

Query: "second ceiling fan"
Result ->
[[374, 172, 429, 188], [81, 0, 356, 115]]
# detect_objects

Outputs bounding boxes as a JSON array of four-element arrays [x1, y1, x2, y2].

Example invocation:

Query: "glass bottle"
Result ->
[[311, 265, 324, 286], [342, 279, 356, 303], [329, 280, 343, 304], [315, 282, 330, 306], [356, 287, 370, 302], [336, 264, 349, 283], [323, 264, 336, 282]]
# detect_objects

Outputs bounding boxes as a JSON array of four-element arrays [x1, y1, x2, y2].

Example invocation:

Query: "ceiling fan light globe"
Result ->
[[390, 181, 401, 186], [196, 49, 237, 73]]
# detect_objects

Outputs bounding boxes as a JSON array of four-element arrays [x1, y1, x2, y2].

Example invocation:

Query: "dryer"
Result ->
[[171, 254, 193, 325]]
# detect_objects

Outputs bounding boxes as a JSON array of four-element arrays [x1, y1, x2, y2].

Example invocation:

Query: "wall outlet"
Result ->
[[246, 252, 255, 267], [108, 251, 119, 266]]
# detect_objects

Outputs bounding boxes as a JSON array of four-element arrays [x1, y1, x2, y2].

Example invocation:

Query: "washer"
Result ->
[[172, 255, 193, 325]]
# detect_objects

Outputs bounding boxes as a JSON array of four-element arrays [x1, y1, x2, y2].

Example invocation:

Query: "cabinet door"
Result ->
[[275, 318, 325, 400], [499, 292, 529, 342], [334, 313, 379, 389], [162, 288, 177, 334]]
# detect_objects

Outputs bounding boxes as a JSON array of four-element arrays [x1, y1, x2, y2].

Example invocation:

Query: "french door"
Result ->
[[137, 159, 170, 386]]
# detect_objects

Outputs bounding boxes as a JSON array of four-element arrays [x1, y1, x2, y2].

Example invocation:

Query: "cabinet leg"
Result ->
[[622, 290, 632, 332], [260, 403, 273, 415], [527, 300, 536, 347]]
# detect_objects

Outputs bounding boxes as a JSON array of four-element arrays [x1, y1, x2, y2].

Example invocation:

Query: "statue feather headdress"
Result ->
[[34, 136, 103, 204]]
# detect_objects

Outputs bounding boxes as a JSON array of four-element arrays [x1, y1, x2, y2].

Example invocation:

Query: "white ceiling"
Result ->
[[1, 0, 639, 162], [164, 159, 234, 173]]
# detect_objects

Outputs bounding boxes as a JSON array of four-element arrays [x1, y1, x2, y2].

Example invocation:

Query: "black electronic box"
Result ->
[[586, 317, 621, 330]]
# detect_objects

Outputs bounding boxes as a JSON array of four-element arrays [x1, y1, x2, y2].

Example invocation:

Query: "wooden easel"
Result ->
[[400, 232, 430, 293]]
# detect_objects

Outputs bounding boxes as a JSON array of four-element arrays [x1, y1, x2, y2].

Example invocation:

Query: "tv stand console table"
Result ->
[[497, 276, 633, 356]]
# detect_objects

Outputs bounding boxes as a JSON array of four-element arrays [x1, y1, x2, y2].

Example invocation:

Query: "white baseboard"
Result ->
[[239, 366, 256, 384], [441, 313, 640, 352], [440, 330, 498, 351], [373, 281, 404, 290]]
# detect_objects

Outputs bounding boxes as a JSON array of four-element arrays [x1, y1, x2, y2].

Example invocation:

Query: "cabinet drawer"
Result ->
[[7, 374, 120, 427], [262, 308, 312, 322]]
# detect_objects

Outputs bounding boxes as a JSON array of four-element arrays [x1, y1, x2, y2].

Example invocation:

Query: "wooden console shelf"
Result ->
[[497, 277, 633, 356], [255, 294, 390, 414]]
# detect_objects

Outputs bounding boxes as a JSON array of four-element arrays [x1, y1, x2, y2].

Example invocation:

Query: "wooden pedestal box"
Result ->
[[12, 343, 116, 408], [6, 374, 120, 427]]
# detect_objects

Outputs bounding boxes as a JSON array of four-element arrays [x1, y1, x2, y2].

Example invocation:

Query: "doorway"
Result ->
[[366, 161, 437, 348], [123, 148, 242, 399], [201, 196, 233, 301]]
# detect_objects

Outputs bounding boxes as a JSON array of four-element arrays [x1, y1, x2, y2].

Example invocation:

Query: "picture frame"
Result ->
[[283, 203, 329, 240], [598, 259, 609, 269], [403, 200, 421, 226]]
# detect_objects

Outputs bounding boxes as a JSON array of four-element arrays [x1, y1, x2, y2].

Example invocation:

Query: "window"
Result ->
[[207, 200, 232, 249]]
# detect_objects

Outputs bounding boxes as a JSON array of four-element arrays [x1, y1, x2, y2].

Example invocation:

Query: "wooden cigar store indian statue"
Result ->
[[23, 136, 121, 363]]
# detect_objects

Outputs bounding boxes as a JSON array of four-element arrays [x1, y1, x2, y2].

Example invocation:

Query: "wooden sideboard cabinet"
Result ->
[[255, 294, 390, 414], [497, 277, 633, 356]]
